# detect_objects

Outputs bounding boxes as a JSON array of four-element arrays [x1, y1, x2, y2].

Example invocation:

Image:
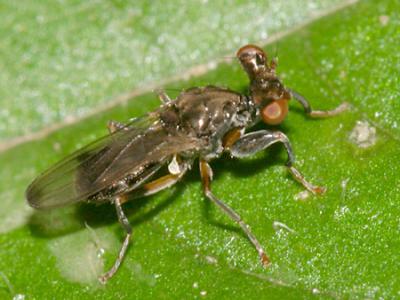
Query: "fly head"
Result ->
[[237, 44, 291, 125]]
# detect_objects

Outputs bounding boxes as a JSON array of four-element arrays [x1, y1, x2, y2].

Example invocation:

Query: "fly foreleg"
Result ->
[[199, 160, 270, 267], [229, 130, 325, 195], [155, 88, 172, 104], [288, 88, 349, 118], [107, 120, 128, 134], [99, 195, 132, 284]]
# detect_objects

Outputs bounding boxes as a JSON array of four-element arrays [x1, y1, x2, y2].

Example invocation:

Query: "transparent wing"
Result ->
[[26, 112, 202, 209]]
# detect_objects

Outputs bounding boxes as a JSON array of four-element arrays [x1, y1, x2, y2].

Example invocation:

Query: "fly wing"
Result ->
[[75, 124, 202, 197], [26, 113, 203, 209]]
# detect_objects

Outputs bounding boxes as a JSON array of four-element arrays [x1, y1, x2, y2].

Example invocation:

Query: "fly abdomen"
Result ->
[[87, 161, 164, 203]]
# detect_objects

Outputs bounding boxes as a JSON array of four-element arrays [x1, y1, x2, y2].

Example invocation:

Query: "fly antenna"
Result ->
[[270, 43, 280, 70]]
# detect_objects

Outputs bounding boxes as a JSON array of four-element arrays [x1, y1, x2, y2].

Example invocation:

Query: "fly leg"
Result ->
[[230, 130, 325, 195], [107, 120, 128, 133], [99, 195, 132, 284], [288, 88, 349, 118], [99, 159, 189, 283], [155, 88, 172, 103], [199, 160, 270, 267], [129, 161, 189, 199]]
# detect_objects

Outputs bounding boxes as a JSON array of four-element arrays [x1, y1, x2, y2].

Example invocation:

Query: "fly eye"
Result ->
[[260, 99, 289, 125], [237, 44, 266, 62], [255, 53, 265, 66], [237, 44, 268, 81]]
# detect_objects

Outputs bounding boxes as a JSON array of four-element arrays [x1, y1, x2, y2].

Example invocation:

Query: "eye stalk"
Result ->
[[236, 44, 267, 80], [237, 44, 291, 125]]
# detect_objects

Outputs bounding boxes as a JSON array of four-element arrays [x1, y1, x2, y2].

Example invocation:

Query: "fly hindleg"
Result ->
[[229, 130, 325, 195], [130, 162, 189, 199], [288, 88, 349, 118], [99, 195, 132, 284], [199, 159, 270, 267], [99, 158, 190, 283]]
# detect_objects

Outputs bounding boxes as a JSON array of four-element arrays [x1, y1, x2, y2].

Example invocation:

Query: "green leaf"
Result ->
[[1, 0, 399, 299], [1, 0, 346, 142]]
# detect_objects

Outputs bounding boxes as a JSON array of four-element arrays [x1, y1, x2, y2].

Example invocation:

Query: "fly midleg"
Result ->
[[99, 195, 132, 284], [199, 159, 270, 267], [288, 88, 349, 118], [229, 130, 325, 195], [154, 88, 172, 103]]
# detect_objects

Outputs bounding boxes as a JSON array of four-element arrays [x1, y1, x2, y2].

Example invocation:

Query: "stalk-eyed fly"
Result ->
[[26, 45, 348, 283]]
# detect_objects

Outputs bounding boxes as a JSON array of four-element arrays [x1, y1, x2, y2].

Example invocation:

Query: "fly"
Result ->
[[26, 44, 348, 284]]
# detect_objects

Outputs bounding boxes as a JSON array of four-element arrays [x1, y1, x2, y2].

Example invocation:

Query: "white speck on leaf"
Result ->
[[205, 255, 218, 265], [312, 288, 320, 294], [273, 221, 296, 234], [379, 15, 389, 26], [295, 190, 310, 201], [349, 121, 377, 148], [334, 206, 350, 220], [341, 178, 350, 200], [224, 236, 235, 248]]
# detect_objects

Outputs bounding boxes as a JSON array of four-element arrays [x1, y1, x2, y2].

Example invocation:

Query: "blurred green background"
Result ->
[[1, 0, 399, 299]]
